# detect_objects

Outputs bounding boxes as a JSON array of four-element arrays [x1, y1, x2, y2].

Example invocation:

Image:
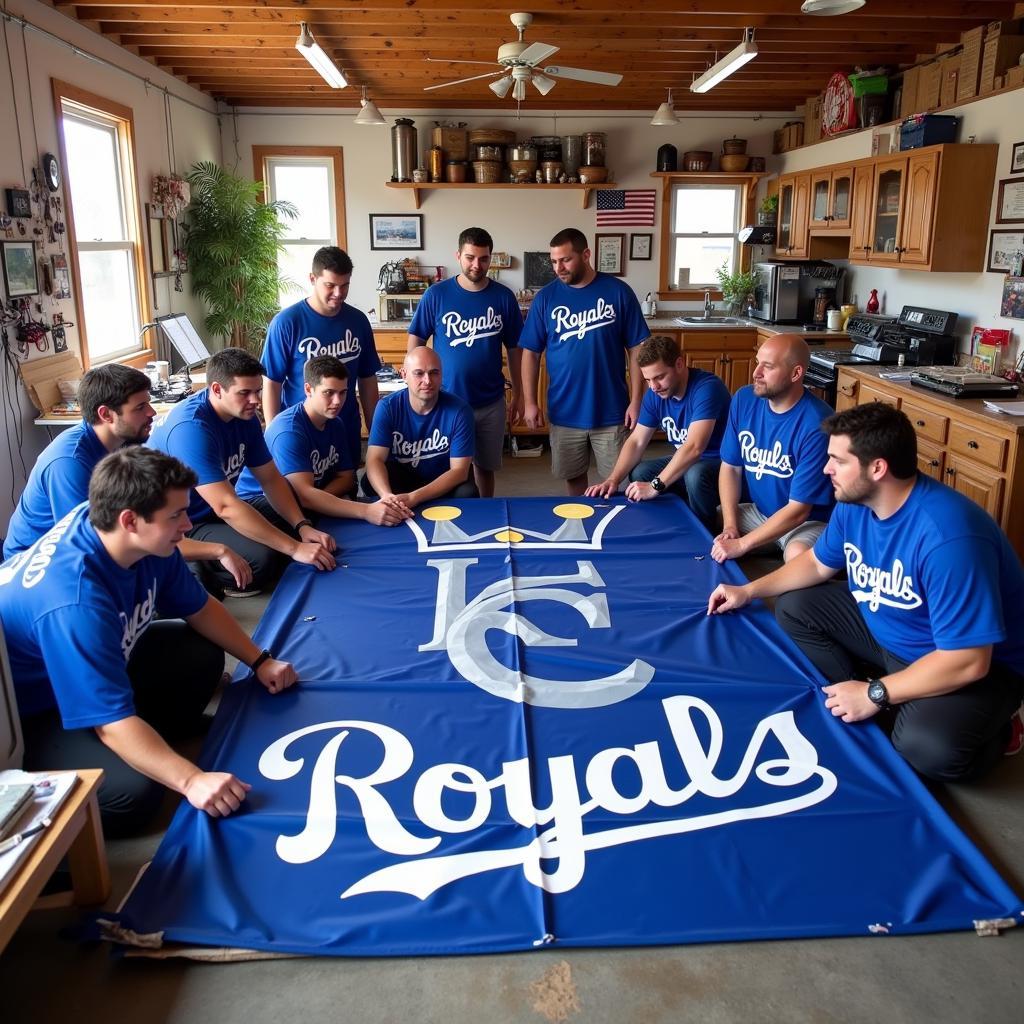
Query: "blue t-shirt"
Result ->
[[3, 421, 108, 559], [408, 278, 523, 408], [148, 390, 272, 525], [518, 273, 649, 429], [814, 474, 1024, 669], [262, 299, 382, 447], [719, 386, 834, 520], [235, 403, 354, 500], [367, 390, 474, 484], [0, 504, 208, 725], [637, 368, 730, 461]]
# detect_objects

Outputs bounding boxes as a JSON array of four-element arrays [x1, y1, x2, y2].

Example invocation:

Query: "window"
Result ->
[[253, 147, 346, 308], [52, 81, 149, 366], [669, 184, 742, 290]]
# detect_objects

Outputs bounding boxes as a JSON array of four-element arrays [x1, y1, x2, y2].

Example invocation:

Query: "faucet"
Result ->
[[703, 291, 715, 319]]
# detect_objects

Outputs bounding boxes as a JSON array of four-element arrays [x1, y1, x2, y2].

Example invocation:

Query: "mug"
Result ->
[[826, 309, 842, 331]]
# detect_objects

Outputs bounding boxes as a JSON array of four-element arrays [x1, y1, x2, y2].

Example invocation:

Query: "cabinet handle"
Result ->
[[968, 440, 979, 449], [929, 460, 940, 468], [915, 419, 925, 427], [839, 384, 856, 396], [946, 468, 955, 477]]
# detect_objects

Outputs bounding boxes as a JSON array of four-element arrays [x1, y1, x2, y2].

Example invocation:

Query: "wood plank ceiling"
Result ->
[[55, 0, 1019, 112]]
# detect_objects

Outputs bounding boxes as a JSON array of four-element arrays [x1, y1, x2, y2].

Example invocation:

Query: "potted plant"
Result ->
[[715, 263, 758, 315], [758, 193, 779, 226], [183, 161, 298, 353]]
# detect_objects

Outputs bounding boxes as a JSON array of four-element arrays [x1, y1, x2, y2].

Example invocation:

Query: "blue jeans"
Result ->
[[629, 455, 721, 528]]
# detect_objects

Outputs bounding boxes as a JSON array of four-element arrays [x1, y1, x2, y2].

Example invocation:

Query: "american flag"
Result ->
[[595, 189, 657, 227]]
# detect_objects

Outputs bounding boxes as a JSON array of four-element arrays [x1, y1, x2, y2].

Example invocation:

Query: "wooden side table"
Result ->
[[0, 768, 110, 954]]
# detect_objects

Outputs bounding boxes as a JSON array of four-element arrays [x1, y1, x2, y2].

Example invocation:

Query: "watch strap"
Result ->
[[250, 649, 273, 673], [293, 518, 313, 532], [867, 678, 890, 709], [650, 476, 665, 493]]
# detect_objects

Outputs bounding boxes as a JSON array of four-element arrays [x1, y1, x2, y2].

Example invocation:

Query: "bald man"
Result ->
[[712, 334, 834, 564], [363, 346, 478, 510]]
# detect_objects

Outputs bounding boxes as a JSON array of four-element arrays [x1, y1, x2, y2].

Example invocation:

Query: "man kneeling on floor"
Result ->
[[363, 346, 478, 509], [0, 448, 298, 836], [707, 403, 1024, 780]]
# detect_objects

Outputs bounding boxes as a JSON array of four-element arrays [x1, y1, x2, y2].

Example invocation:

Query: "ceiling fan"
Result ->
[[424, 12, 623, 105]]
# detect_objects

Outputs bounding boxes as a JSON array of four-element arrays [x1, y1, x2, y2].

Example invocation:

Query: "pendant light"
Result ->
[[354, 85, 386, 125], [650, 88, 679, 126]]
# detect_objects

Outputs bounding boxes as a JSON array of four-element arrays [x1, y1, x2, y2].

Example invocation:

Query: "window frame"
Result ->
[[51, 79, 152, 368], [252, 146, 347, 303], [656, 173, 759, 301]]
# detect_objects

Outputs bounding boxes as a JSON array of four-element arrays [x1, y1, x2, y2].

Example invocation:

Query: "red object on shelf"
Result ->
[[866, 289, 880, 314], [821, 72, 857, 137]]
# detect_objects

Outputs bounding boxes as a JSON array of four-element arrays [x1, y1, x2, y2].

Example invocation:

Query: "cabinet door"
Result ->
[[916, 439, 945, 480], [946, 454, 1005, 522], [788, 174, 811, 258], [836, 371, 859, 411], [775, 176, 795, 255], [719, 353, 756, 393], [869, 156, 907, 265], [897, 149, 938, 266], [849, 165, 875, 260], [685, 351, 720, 377], [809, 170, 833, 228], [828, 166, 854, 230]]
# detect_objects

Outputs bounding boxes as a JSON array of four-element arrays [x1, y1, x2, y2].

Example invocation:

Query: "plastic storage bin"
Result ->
[[899, 114, 958, 150]]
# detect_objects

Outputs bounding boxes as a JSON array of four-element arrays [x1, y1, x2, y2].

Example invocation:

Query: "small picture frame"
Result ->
[[1, 239, 39, 297], [369, 213, 424, 251], [50, 253, 71, 300], [1011, 141, 1024, 175], [594, 233, 625, 276], [630, 233, 653, 261], [1000, 276, 1024, 320], [524, 251, 556, 290], [4, 187, 31, 219], [987, 230, 1024, 274], [996, 177, 1024, 224]]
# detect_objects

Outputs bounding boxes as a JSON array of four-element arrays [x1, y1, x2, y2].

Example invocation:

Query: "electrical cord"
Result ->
[[1, 2, 27, 185]]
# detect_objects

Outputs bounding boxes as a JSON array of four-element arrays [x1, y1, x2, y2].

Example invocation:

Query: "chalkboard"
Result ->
[[524, 251, 556, 290]]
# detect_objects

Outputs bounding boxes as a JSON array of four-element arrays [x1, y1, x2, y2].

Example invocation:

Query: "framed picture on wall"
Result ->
[[1011, 141, 1024, 175], [630, 233, 653, 261], [996, 177, 1024, 224], [524, 251, 556, 290], [594, 233, 625, 276], [987, 230, 1024, 274], [1001, 276, 1024, 320], [1, 239, 39, 297], [369, 214, 424, 251]]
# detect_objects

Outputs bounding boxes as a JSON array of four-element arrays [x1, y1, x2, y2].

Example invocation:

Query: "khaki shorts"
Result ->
[[736, 502, 826, 554], [549, 423, 627, 481], [472, 397, 507, 473]]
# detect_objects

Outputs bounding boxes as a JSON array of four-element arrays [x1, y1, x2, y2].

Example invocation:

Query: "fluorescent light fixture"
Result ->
[[489, 75, 514, 98], [532, 73, 556, 96], [650, 88, 679, 126], [801, 0, 866, 14], [354, 85, 385, 125], [296, 22, 347, 89], [690, 28, 757, 94]]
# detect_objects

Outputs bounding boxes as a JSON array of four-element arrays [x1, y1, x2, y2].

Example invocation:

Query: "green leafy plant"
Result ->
[[183, 160, 298, 352], [714, 262, 758, 312], [759, 193, 779, 215]]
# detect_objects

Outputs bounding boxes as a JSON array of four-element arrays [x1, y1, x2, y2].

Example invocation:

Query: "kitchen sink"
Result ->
[[675, 316, 749, 325]]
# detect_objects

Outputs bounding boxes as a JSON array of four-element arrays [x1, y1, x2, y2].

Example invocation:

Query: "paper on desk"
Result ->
[[983, 400, 1024, 416], [0, 770, 78, 895]]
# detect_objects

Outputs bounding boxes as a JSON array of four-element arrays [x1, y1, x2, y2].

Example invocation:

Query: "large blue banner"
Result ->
[[117, 498, 1022, 954]]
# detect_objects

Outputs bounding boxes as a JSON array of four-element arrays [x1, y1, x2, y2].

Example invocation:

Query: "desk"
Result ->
[[0, 768, 110, 954]]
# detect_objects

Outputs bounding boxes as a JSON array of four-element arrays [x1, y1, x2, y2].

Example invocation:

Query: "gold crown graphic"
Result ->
[[404, 502, 625, 553]]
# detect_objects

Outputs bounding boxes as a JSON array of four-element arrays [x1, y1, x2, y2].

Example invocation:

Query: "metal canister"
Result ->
[[429, 145, 445, 183], [391, 118, 417, 182]]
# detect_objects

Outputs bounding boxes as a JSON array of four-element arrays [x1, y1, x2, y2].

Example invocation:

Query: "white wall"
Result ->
[[228, 106, 792, 317], [772, 89, 1024, 359], [0, 0, 220, 531]]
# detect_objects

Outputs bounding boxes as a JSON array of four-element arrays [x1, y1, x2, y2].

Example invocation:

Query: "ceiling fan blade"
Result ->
[[518, 41, 560, 66], [424, 70, 505, 92], [426, 56, 502, 67], [543, 66, 623, 87]]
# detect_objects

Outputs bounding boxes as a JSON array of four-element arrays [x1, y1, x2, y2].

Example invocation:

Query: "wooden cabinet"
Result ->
[[775, 172, 810, 257], [680, 329, 757, 394], [849, 164, 875, 259], [861, 150, 938, 267], [835, 366, 1024, 555], [809, 165, 853, 231]]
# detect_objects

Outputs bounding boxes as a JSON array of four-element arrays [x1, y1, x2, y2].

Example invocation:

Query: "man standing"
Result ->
[[585, 334, 730, 528], [520, 228, 648, 495], [712, 334, 833, 563], [3, 363, 251, 591], [236, 355, 411, 527], [0, 448, 298, 835], [150, 348, 336, 594], [407, 227, 523, 498], [364, 347, 476, 509], [262, 246, 381, 462], [708, 403, 1024, 780]]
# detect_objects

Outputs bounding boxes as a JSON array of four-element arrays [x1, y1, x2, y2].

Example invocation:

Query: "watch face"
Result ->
[[867, 680, 888, 707], [651, 476, 664, 493], [42, 153, 61, 192]]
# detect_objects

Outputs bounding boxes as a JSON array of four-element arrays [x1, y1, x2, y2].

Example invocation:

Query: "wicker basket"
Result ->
[[472, 160, 504, 183], [682, 150, 713, 171], [468, 129, 516, 146]]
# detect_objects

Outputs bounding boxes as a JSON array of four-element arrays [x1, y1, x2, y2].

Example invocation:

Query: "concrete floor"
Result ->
[[2, 445, 1021, 1023]]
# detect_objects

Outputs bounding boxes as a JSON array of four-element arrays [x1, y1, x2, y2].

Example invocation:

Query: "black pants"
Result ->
[[187, 494, 293, 593], [20, 620, 224, 837], [360, 463, 479, 500], [775, 582, 1024, 782]]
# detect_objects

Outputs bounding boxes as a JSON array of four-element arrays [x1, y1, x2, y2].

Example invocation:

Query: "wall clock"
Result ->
[[821, 73, 857, 137], [42, 153, 62, 193]]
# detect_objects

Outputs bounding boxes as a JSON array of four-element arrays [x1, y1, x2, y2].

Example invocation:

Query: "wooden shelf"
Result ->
[[384, 181, 620, 210], [649, 171, 767, 182]]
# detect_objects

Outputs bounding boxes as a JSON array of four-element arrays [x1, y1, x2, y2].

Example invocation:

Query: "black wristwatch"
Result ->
[[293, 518, 313, 532], [650, 476, 666, 493], [250, 649, 273, 673], [866, 678, 890, 709]]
